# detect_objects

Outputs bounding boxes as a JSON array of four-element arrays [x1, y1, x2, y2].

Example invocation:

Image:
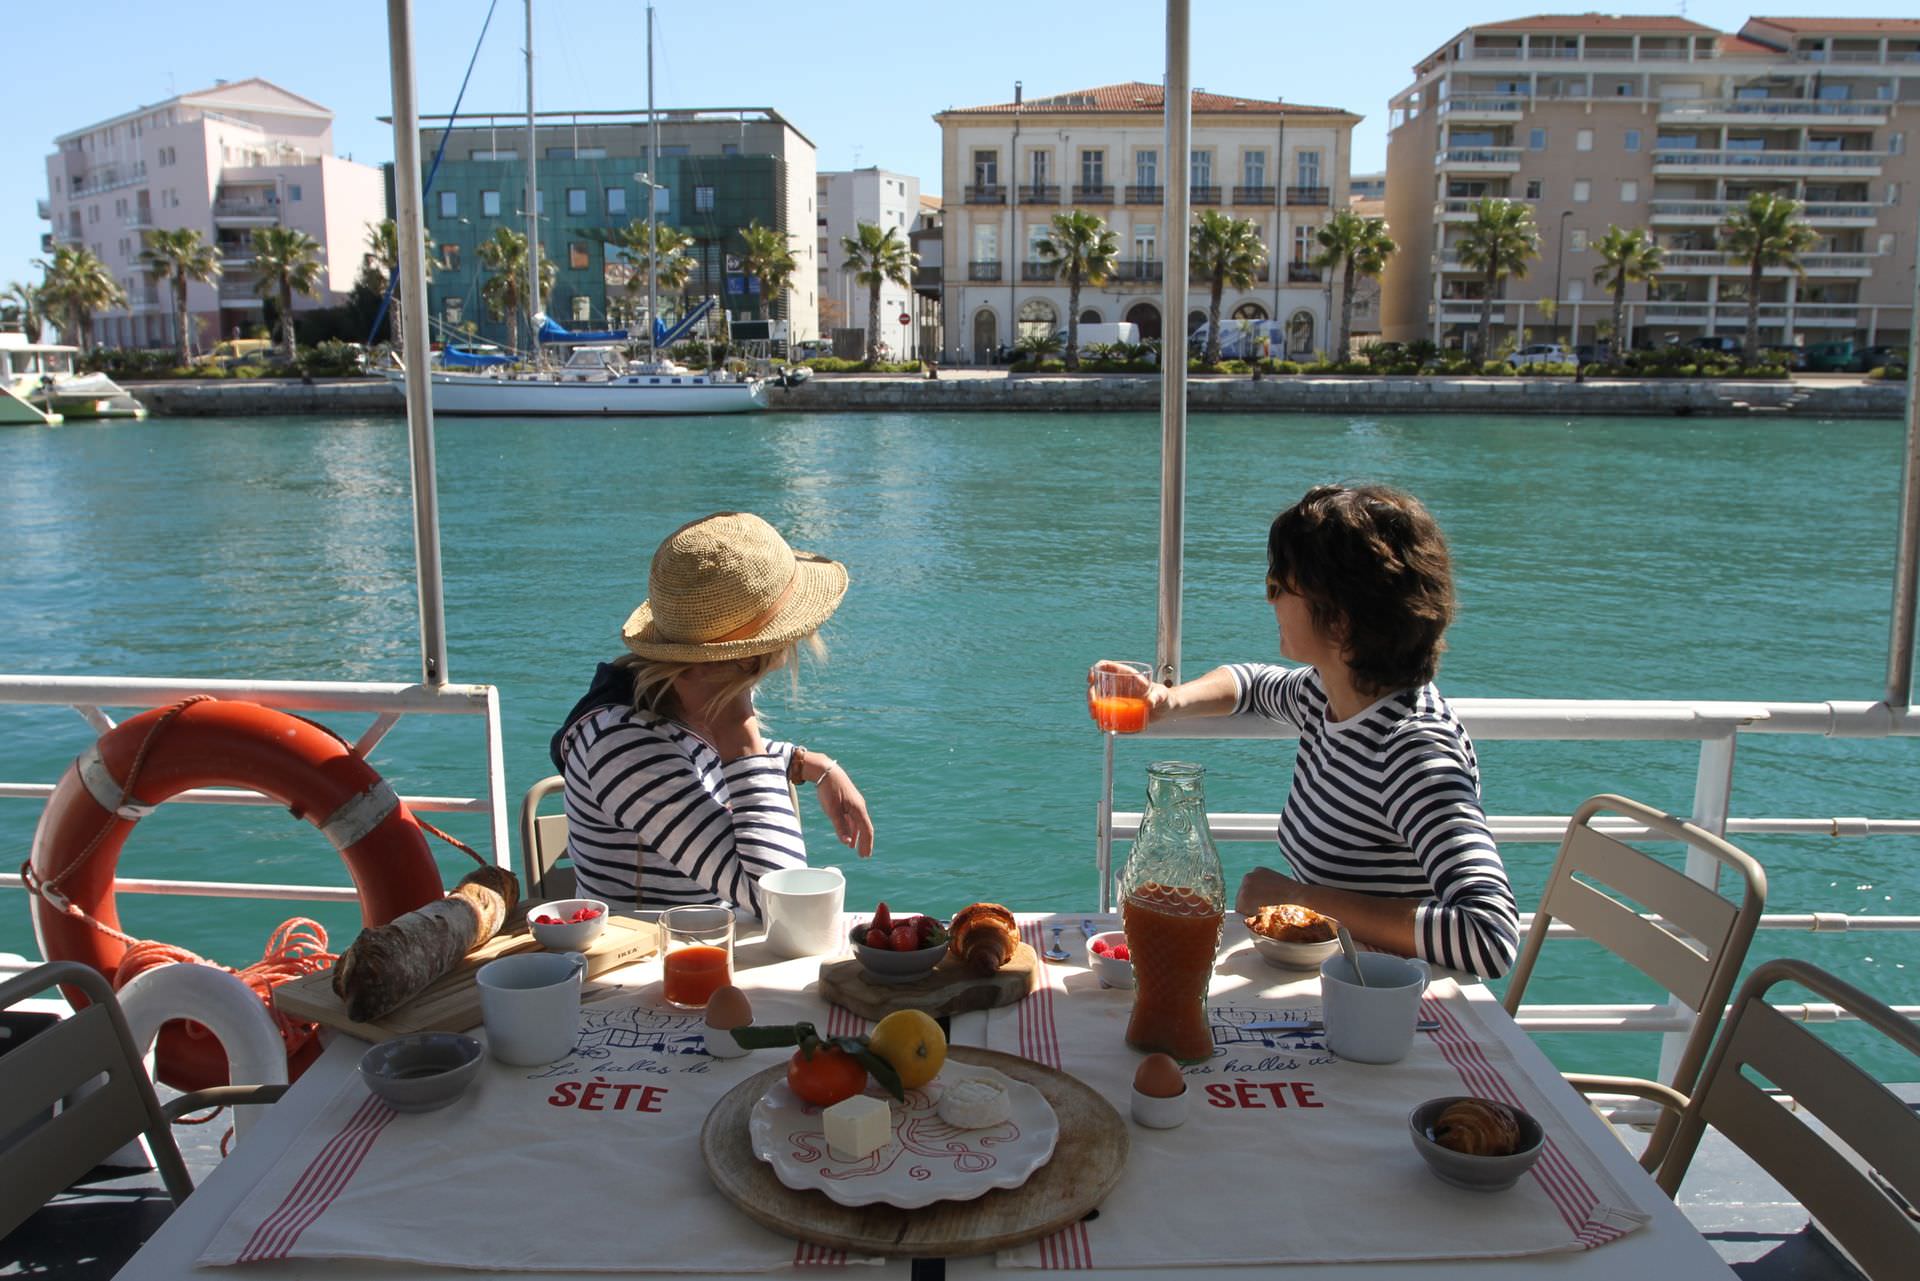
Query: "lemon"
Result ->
[[867, 1009, 947, 1089]]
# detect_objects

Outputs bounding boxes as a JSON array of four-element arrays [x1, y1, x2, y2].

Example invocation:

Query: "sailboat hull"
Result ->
[[387, 369, 768, 416]]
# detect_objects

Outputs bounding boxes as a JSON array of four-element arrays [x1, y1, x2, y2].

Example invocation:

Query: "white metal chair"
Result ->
[[1503, 793, 1767, 1169], [519, 774, 576, 901]]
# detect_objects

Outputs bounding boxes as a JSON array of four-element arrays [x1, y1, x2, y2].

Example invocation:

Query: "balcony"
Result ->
[[217, 285, 265, 307], [1438, 147, 1523, 172], [1233, 185, 1276, 205], [1650, 200, 1879, 227], [126, 211, 154, 231], [1190, 185, 1221, 205], [1436, 196, 1536, 220], [963, 184, 1006, 205], [1792, 46, 1920, 65], [1285, 185, 1331, 206], [1021, 261, 1059, 282], [1018, 184, 1062, 204], [1112, 259, 1163, 284], [1659, 250, 1877, 276], [212, 198, 282, 225], [1288, 263, 1323, 284], [68, 162, 148, 198], [1440, 95, 1529, 120], [1071, 184, 1114, 204], [36, 199, 50, 221], [1652, 148, 1886, 177], [1658, 98, 1889, 126], [967, 260, 1002, 282], [1124, 185, 1163, 204]]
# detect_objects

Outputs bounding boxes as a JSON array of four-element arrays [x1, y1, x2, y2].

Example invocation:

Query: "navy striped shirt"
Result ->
[[1230, 663, 1519, 979], [559, 706, 808, 916]]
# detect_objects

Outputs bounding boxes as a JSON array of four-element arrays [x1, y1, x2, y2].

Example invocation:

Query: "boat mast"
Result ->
[[1156, 0, 1191, 688], [525, 0, 541, 361], [383, 0, 450, 685], [646, 3, 658, 361], [1886, 200, 1920, 709]]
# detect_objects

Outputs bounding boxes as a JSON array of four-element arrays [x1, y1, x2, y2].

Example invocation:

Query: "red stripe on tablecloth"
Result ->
[[804, 1003, 866, 1265], [237, 1094, 395, 1261], [1019, 920, 1092, 1269]]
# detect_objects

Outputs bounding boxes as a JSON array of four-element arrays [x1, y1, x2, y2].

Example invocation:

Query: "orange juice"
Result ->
[[663, 945, 731, 1007], [1123, 882, 1224, 1062], [1092, 695, 1150, 733]]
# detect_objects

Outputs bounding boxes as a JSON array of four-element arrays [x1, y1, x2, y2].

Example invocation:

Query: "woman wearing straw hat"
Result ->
[[552, 512, 873, 915]]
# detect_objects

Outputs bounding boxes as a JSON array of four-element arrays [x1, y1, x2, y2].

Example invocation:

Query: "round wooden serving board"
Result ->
[[817, 942, 1039, 1023], [700, 1046, 1128, 1258]]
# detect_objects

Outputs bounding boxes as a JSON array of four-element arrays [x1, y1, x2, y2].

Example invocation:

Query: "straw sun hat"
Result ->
[[621, 512, 848, 663]]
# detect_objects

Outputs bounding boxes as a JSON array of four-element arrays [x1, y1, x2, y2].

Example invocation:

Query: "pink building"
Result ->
[[41, 79, 387, 352]]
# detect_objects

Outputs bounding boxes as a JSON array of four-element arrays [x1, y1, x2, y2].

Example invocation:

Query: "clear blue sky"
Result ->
[[7, 1, 1916, 293]]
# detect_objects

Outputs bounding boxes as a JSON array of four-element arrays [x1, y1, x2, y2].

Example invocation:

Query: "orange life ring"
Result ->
[[27, 698, 446, 1090]]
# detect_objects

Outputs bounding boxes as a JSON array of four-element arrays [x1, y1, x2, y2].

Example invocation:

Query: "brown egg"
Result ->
[[703, 985, 753, 1030], [1133, 1053, 1185, 1099]]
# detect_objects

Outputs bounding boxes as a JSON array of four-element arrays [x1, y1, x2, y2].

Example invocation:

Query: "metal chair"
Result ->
[[1591, 959, 1920, 1281], [1503, 793, 1767, 1169], [519, 774, 576, 900], [0, 960, 286, 1241]]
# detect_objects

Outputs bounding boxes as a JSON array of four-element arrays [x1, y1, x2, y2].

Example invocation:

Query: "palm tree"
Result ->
[[737, 221, 798, 325], [1188, 210, 1266, 366], [594, 220, 694, 334], [364, 219, 434, 354], [35, 246, 126, 354], [839, 222, 916, 367], [1311, 211, 1397, 363], [1591, 227, 1663, 361], [1719, 192, 1819, 363], [476, 226, 556, 355], [138, 228, 221, 364], [2, 281, 45, 341], [1453, 198, 1539, 358], [1036, 211, 1120, 370], [249, 226, 325, 360]]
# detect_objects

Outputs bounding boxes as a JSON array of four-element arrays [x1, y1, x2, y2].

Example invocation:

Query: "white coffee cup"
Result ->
[[758, 866, 847, 959], [1320, 952, 1430, 1065], [476, 951, 584, 1066]]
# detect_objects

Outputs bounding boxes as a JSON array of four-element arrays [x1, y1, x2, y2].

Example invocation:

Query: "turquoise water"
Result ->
[[2, 410, 1916, 1077]]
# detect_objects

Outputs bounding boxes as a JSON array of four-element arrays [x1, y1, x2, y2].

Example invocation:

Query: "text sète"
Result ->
[[546, 1077, 669, 1112], [1203, 1079, 1323, 1110]]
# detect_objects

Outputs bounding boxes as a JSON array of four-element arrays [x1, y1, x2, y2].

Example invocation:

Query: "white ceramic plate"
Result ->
[[748, 1065, 1058, 1208], [1250, 933, 1342, 970]]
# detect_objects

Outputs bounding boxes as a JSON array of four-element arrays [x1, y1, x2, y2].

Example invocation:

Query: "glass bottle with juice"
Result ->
[[1120, 761, 1226, 1063]]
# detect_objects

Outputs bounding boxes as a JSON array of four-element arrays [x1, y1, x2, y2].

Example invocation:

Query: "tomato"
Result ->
[[786, 1045, 868, 1108]]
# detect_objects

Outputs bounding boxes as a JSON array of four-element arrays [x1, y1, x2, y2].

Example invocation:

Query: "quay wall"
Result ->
[[123, 376, 1908, 419]]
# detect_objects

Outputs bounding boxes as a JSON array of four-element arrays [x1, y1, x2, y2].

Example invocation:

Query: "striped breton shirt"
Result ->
[[1229, 662, 1519, 980], [559, 706, 807, 916]]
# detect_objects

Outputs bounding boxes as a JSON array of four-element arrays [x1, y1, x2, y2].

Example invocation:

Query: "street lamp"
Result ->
[[1552, 209, 1572, 342]]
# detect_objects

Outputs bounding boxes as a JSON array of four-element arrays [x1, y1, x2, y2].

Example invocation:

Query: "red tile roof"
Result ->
[[1477, 14, 1718, 34], [1748, 16, 1920, 35], [1717, 34, 1781, 57], [939, 82, 1348, 117]]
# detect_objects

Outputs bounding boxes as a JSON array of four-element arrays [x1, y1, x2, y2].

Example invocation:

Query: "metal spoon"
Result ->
[[1079, 918, 1098, 941], [1043, 924, 1071, 962], [1335, 925, 1367, 987]]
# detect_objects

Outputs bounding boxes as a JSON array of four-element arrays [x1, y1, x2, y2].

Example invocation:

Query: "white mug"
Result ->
[[1320, 953, 1430, 1065], [476, 951, 584, 1066], [758, 866, 847, 958]]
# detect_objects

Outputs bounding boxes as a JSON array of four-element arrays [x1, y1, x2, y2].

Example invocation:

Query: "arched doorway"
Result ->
[[1286, 309, 1316, 357], [1125, 302, 1161, 341], [1186, 309, 1207, 336], [1018, 299, 1059, 344], [1233, 302, 1268, 320], [1079, 307, 1102, 325], [972, 308, 998, 364]]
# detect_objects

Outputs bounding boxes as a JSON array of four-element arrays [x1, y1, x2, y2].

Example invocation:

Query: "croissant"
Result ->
[[948, 902, 1019, 975], [1431, 1098, 1522, 1156]]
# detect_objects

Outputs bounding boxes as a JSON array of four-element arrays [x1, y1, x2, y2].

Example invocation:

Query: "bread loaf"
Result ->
[[948, 902, 1019, 975], [331, 865, 520, 1022]]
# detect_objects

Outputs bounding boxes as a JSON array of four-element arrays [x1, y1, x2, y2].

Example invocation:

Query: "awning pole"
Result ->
[[1886, 200, 1920, 710], [1156, 0, 1191, 687], [386, 0, 451, 687]]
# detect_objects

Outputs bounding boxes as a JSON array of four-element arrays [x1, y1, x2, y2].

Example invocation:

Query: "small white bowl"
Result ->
[[703, 1026, 752, 1059], [528, 898, 609, 951], [1130, 1083, 1189, 1129], [1087, 930, 1134, 989], [1249, 932, 1342, 971]]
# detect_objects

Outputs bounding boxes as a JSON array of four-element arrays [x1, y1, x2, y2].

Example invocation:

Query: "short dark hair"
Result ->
[[1266, 484, 1456, 692]]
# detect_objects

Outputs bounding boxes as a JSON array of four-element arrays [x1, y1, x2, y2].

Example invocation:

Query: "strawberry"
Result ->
[[533, 914, 561, 925], [1091, 938, 1110, 955], [916, 915, 935, 946], [1111, 944, 1131, 962], [873, 902, 892, 934], [865, 926, 890, 949], [890, 923, 919, 952]]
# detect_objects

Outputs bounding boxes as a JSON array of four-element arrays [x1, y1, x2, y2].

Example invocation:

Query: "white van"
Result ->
[[1188, 319, 1284, 359], [1064, 322, 1140, 349]]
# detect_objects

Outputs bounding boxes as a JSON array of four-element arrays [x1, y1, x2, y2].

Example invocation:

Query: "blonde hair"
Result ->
[[618, 634, 827, 723]]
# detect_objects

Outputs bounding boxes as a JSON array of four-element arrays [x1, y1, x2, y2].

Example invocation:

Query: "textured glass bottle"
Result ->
[[1120, 761, 1226, 1062]]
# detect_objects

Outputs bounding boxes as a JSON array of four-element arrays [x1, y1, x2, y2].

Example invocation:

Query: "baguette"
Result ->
[[331, 865, 520, 1022]]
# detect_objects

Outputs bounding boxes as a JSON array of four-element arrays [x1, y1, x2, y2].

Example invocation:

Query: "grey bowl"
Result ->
[[1408, 1096, 1546, 1192], [359, 1033, 484, 1113], [1249, 933, 1341, 971], [849, 921, 948, 984]]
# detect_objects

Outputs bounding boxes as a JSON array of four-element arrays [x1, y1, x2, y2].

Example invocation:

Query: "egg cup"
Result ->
[[704, 1025, 752, 1059], [1130, 1082, 1189, 1129]]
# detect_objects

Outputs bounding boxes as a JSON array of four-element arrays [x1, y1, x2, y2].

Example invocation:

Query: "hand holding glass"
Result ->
[[1089, 661, 1154, 733]]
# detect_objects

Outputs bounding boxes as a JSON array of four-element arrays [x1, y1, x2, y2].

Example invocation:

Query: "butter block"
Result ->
[[823, 1094, 892, 1161]]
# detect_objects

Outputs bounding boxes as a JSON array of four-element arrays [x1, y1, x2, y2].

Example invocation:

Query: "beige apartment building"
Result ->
[[935, 83, 1359, 363], [41, 79, 386, 352], [1383, 14, 1918, 355]]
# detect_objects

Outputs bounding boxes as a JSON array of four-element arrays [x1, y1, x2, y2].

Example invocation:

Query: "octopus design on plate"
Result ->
[[784, 1084, 1022, 1182]]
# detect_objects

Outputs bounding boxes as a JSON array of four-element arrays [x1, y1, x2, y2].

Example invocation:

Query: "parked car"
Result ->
[[1857, 345, 1908, 374], [1759, 344, 1808, 371], [1507, 343, 1575, 369], [1689, 335, 1742, 356], [1804, 340, 1858, 373]]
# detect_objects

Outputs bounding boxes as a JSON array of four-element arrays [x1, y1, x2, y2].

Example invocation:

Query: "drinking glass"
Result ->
[[661, 904, 734, 1008], [1090, 660, 1154, 734]]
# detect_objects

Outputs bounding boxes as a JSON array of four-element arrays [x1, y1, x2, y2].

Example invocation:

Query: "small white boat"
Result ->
[[0, 334, 147, 422], [383, 354, 768, 416]]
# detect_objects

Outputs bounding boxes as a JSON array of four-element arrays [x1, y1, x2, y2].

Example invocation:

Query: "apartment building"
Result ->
[[40, 79, 386, 351], [935, 83, 1359, 363], [817, 167, 922, 357], [402, 110, 817, 347], [1383, 15, 1918, 353]]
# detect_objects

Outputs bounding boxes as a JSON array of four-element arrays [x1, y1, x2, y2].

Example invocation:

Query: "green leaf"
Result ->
[[836, 1038, 905, 1101], [727, 1020, 817, 1051]]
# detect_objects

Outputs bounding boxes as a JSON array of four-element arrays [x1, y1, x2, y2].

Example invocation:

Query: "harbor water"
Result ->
[[2, 409, 1914, 1076]]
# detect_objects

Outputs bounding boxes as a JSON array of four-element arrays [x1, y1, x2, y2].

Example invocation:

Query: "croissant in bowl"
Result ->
[[1246, 903, 1337, 944], [1431, 1098, 1522, 1157], [948, 903, 1019, 975]]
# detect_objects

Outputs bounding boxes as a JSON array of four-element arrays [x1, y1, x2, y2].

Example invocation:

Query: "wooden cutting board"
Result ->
[[701, 1046, 1128, 1258], [272, 914, 659, 1043], [817, 943, 1039, 1022]]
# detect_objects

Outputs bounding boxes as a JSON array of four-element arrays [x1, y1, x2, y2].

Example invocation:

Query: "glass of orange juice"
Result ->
[[661, 905, 734, 1008], [1090, 661, 1154, 734]]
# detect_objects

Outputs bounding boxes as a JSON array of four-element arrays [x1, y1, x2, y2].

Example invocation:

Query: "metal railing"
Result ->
[[1072, 184, 1114, 203], [1020, 261, 1058, 282], [1287, 263, 1322, 283], [1658, 99, 1889, 119], [967, 260, 1003, 282], [1113, 259, 1163, 283], [963, 184, 1005, 205], [1284, 185, 1329, 206], [1438, 147, 1523, 167], [0, 675, 513, 909], [1018, 184, 1061, 204], [212, 199, 281, 218], [1652, 149, 1888, 171], [1233, 185, 1276, 205], [1189, 185, 1221, 205], [1650, 200, 1878, 222], [1661, 250, 1878, 273], [1441, 96, 1528, 115], [1125, 185, 1163, 204]]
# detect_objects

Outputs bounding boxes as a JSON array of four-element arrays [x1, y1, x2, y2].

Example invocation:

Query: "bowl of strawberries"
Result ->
[[850, 903, 950, 984], [1087, 930, 1134, 989]]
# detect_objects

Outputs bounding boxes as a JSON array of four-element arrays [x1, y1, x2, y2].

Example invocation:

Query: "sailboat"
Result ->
[[383, 1, 768, 416]]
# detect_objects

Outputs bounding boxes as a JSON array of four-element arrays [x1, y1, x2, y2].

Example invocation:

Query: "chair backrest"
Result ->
[[1504, 793, 1767, 1105], [0, 961, 194, 1239], [519, 774, 576, 901], [1657, 958, 1920, 1281]]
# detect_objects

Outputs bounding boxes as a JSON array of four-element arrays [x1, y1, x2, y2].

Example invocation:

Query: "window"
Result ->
[[1026, 223, 1050, 261], [1294, 149, 1320, 188], [1528, 128, 1546, 151], [572, 295, 592, 321], [1572, 179, 1591, 203], [441, 243, 461, 271], [1016, 298, 1057, 342], [1191, 150, 1212, 188], [569, 242, 590, 270], [443, 297, 463, 325], [1568, 280, 1585, 302], [1620, 180, 1639, 203], [439, 190, 458, 218], [1624, 129, 1642, 152], [288, 184, 302, 202], [482, 190, 501, 217], [1132, 224, 1157, 260], [470, 148, 518, 161], [1524, 178, 1544, 199], [721, 143, 740, 156], [972, 149, 998, 186], [1136, 149, 1157, 187], [1569, 229, 1587, 252], [695, 186, 715, 212], [1081, 149, 1105, 188], [606, 187, 625, 215], [1242, 149, 1266, 188], [1889, 182, 1903, 206], [1879, 233, 1896, 257], [972, 224, 998, 262], [567, 188, 587, 215], [660, 145, 689, 157], [1030, 150, 1050, 185], [1575, 129, 1594, 152], [1893, 132, 1906, 156], [1292, 224, 1316, 262], [88, 204, 99, 223]]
